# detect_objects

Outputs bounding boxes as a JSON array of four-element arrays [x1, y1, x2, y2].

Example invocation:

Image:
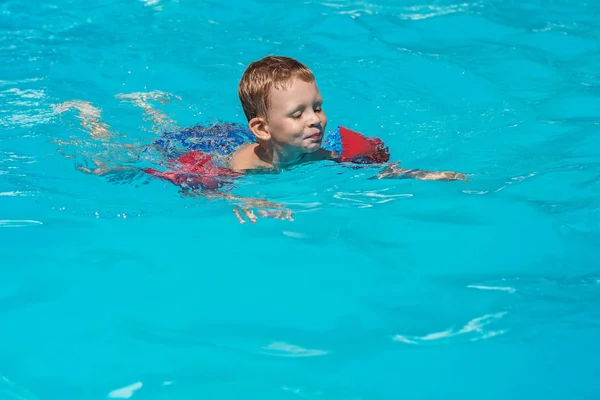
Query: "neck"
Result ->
[[258, 142, 305, 168]]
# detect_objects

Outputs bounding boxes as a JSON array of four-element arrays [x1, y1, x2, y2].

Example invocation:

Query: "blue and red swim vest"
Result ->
[[144, 123, 389, 189]]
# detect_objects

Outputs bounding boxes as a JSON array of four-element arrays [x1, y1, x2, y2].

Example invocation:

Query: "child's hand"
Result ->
[[416, 170, 469, 181], [233, 206, 294, 224], [194, 190, 294, 224], [373, 163, 469, 181], [77, 159, 142, 183], [231, 197, 293, 224]]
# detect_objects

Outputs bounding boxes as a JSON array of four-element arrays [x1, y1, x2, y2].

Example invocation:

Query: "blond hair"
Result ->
[[238, 56, 315, 121]]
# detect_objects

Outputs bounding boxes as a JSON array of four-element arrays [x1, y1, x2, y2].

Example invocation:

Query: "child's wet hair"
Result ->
[[238, 56, 315, 121]]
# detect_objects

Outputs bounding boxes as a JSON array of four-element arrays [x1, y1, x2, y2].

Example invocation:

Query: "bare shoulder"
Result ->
[[229, 143, 266, 171]]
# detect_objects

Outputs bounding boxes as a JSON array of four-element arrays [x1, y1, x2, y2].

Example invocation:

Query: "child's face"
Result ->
[[264, 78, 328, 154]]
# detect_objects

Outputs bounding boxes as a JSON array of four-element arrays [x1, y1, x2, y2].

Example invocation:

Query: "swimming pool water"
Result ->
[[2, 0, 600, 398]]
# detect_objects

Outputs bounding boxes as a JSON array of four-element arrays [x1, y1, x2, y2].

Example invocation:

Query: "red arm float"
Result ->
[[144, 151, 241, 190], [338, 127, 390, 164]]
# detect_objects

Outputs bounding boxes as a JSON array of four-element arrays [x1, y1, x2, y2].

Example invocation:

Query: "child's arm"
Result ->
[[76, 154, 293, 224], [53, 100, 111, 140], [371, 162, 468, 181], [331, 127, 468, 181]]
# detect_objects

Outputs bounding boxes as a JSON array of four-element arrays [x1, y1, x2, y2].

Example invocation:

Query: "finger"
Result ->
[[257, 210, 280, 219], [242, 208, 257, 223], [76, 165, 93, 174], [257, 210, 270, 218], [257, 209, 294, 221], [446, 172, 468, 181], [257, 210, 279, 219], [285, 210, 294, 221], [233, 206, 246, 224]]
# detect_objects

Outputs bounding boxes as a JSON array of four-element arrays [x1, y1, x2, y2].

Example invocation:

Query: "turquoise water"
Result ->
[[2, 0, 600, 398]]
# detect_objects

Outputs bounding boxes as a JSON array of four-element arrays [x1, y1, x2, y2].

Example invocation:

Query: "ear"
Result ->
[[248, 117, 270, 141]]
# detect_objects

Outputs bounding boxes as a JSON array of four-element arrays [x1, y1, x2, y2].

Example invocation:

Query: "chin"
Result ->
[[304, 142, 322, 153]]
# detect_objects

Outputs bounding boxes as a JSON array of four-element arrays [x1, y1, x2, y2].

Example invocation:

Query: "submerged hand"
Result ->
[[77, 159, 142, 183], [232, 197, 294, 224], [201, 191, 293, 224], [373, 163, 468, 181], [417, 170, 469, 181], [233, 206, 294, 224]]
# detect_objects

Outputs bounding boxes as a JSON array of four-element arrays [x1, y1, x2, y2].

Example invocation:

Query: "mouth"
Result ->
[[305, 131, 322, 141]]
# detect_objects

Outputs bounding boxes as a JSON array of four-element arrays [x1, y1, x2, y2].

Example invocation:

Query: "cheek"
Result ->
[[277, 120, 303, 141], [290, 120, 305, 134]]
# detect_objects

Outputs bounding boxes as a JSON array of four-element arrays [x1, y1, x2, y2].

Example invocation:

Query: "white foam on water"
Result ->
[[0, 220, 43, 228], [398, 2, 480, 20], [472, 330, 508, 342], [334, 190, 413, 206], [419, 329, 455, 341], [282, 231, 309, 239], [391, 335, 418, 344], [0, 191, 26, 197], [261, 342, 329, 357], [462, 190, 489, 195], [467, 285, 517, 293], [108, 382, 143, 399], [393, 312, 508, 344]]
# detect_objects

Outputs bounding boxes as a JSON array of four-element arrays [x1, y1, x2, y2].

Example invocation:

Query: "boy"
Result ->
[[229, 55, 466, 181], [55, 56, 466, 223]]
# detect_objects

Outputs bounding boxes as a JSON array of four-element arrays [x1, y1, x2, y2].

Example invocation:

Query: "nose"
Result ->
[[306, 110, 321, 127]]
